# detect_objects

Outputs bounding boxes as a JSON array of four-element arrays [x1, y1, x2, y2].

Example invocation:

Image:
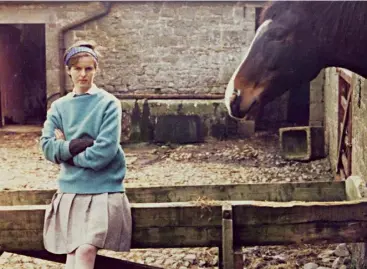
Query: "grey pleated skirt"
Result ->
[[43, 192, 132, 254]]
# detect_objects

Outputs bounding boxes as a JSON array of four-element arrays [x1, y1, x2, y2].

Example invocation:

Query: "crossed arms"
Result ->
[[40, 100, 122, 171]]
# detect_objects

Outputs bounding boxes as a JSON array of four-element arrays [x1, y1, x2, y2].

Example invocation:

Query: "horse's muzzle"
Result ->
[[230, 93, 247, 119], [230, 92, 258, 119]]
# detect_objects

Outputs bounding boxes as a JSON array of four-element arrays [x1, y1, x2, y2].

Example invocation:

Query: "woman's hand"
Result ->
[[54, 129, 65, 140]]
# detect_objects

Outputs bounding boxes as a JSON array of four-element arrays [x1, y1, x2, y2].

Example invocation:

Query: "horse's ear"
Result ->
[[260, 1, 304, 23], [260, 1, 292, 22]]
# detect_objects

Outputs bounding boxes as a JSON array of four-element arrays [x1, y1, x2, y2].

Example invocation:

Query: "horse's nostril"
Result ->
[[230, 94, 242, 117]]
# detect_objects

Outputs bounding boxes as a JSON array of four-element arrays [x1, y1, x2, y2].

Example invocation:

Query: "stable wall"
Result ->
[[0, 1, 323, 129], [0, 2, 259, 100], [324, 67, 367, 268], [324, 67, 367, 178]]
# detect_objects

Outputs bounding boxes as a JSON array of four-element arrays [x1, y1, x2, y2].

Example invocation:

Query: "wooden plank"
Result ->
[[0, 190, 55, 206], [11, 251, 163, 269], [337, 68, 353, 85], [233, 247, 244, 269], [235, 221, 367, 246], [131, 202, 222, 227], [4, 200, 367, 251], [234, 200, 367, 224], [0, 202, 224, 229], [341, 95, 348, 111], [0, 181, 347, 206], [222, 204, 234, 269], [344, 135, 351, 148], [129, 182, 346, 203], [341, 152, 349, 176], [0, 202, 223, 251], [233, 200, 367, 246], [336, 85, 353, 175], [340, 168, 346, 181]]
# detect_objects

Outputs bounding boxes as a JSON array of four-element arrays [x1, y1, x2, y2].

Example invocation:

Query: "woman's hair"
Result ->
[[63, 40, 101, 69]]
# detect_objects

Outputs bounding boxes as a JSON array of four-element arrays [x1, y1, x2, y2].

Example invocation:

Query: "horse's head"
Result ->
[[225, 4, 324, 119]]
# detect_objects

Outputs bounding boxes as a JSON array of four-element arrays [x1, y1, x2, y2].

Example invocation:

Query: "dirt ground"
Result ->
[[0, 131, 352, 269]]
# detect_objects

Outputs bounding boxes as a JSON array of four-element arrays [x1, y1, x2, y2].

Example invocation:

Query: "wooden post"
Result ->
[[345, 176, 366, 269], [218, 245, 223, 269], [222, 204, 234, 269], [234, 247, 244, 269]]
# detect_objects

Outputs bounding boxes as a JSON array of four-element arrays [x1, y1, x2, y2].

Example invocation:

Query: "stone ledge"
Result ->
[[119, 99, 250, 143]]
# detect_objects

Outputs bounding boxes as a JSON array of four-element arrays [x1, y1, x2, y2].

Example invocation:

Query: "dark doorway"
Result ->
[[287, 82, 310, 126], [0, 24, 46, 126], [0, 25, 23, 126]]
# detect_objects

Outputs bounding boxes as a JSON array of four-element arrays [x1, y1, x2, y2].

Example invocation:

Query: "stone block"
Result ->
[[237, 120, 255, 138], [309, 102, 324, 123], [154, 115, 204, 144], [279, 126, 325, 161]]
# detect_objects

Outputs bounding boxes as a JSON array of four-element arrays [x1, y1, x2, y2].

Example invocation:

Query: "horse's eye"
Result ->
[[269, 27, 287, 41]]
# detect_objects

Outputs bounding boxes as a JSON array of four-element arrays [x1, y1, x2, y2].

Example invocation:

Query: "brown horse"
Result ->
[[225, 1, 367, 119]]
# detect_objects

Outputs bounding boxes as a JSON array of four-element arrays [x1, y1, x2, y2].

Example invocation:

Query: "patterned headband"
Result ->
[[64, 46, 98, 65]]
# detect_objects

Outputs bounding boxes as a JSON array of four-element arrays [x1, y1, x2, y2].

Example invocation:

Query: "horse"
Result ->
[[224, 1, 367, 119]]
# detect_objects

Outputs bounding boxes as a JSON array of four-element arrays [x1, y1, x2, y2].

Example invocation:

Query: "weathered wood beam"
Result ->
[[3, 200, 367, 252], [0, 202, 223, 251], [233, 199, 367, 246], [221, 204, 234, 269], [0, 181, 346, 206], [11, 251, 163, 269]]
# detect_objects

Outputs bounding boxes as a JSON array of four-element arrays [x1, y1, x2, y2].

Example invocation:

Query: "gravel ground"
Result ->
[[0, 131, 353, 269]]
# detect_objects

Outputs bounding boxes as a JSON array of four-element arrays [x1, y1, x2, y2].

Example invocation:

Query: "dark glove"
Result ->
[[69, 138, 94, 156], [65, 157, 75, 166]]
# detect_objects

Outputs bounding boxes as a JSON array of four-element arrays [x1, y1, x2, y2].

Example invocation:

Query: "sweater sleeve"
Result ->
[[40, 102, 72, 164], [73, 99, 122, 171]]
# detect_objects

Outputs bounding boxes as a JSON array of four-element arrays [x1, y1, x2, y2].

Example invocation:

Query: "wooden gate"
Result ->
[[336, 68, 353, 180]]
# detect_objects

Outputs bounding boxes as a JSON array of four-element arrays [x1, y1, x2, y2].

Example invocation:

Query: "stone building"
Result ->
[[0, 1, 323, 141]]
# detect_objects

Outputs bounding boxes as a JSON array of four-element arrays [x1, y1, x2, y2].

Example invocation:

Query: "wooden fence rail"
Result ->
[[0, 180, 346, 206], [0, 178, 364, 269]]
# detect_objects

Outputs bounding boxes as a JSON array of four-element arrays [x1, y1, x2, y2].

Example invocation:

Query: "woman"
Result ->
[[40, 40, 131, 269]]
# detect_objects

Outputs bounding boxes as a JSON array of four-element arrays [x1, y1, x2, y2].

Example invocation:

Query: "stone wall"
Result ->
[[351, 76, 367, 180], [324, 67, 367, 269], [0, 1, 324, 129], [73, 2, 259, 96], [0, 2, 260, 98], [348, 74, 367, 269], [310, 70, 325, 127], [324, 67, 339, 164]]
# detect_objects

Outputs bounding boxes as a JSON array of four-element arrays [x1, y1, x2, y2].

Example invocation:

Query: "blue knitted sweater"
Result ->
[[40, 86, 126, 194]]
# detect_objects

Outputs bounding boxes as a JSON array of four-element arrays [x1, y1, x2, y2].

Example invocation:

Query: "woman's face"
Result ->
[[67, 55, 97, 92]]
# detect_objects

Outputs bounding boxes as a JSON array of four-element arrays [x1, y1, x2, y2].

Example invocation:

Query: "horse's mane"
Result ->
[[259, 1, 367, 45]]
